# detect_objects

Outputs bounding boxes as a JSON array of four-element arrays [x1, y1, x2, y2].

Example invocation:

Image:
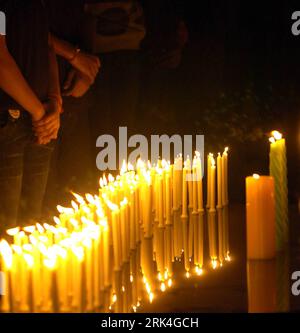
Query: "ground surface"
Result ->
[[139, 204, 300, 313]]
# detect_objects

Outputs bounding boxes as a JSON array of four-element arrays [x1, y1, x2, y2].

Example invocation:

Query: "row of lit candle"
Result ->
[[0, 150, 230, 313]]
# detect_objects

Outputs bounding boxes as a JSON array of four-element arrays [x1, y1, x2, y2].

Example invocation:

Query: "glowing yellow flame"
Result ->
[[149, 293, 154, 303], [128, 162, 134, 171], [195, 266, 203, 276], [186, 271, 190, 279], [57, 205, 73, 215], [0, 240, 13, 269], [71, 200, 79, 211], [53, 216, 61, 225], [253, 174, 260, 180], [23, 253, 34, 268], [164, 271, 169, 280], [211, 260, 218, 270], [85, 194, 95, 204], [23, 244, 33, 252], [71, 192, 85, 205], [168, 279, 173, 288], [120, 197, 128, 207], [271, 130, 282, 141], [160, 282, 166, 292], [23, 226, 35, 234], [108, 174, 115, 183], [6, 227, 20, 237]]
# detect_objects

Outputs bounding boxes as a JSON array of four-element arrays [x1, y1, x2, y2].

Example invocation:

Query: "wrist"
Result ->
[[69, 46, 81, 64], [31, 105, 44, 121], [48, 93, 63, 108]]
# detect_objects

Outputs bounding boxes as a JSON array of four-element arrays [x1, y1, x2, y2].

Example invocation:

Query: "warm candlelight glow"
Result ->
[[0, 152, 231, 313]]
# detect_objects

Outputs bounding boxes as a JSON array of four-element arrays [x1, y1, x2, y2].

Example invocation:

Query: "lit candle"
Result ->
[[222, 148, 229, 206], [246, 174, 276, 259], [195, 152, 204, 213], [206, 154, 212, 209], [0, 240, 13, 313], [217, 153, 223, 208], [269, 131, 289, 250], [192, 157, 198, 214], [209, 156, 216, 212], [182, 161, 188, 218]]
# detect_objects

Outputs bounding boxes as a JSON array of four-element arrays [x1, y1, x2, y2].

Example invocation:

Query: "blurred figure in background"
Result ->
[[44, 0, 100, 211], [83, 0, 187, 183]]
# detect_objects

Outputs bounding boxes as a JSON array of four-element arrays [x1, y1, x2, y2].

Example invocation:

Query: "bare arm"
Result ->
[[48, 34, 62, 108], [51, 33, 100, 82], [0, 35, 44, 121], [33, 34, 62, 145]]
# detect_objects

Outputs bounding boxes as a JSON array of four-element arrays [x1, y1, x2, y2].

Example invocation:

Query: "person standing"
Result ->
[[83, 0, 145, 181], [0, 0, 61, 233]]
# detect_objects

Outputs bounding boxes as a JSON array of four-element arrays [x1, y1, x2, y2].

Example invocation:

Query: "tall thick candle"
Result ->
[[269, 131, 289, 250], [246, 174, 276, 259]]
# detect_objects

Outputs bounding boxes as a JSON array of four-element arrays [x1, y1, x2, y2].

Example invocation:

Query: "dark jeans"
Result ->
[[0, 111, 54, 234]]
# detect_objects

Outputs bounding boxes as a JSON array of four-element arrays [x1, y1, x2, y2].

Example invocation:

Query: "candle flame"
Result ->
[[23, 226, 36, 234], [149, 293, 154, 303], [108, 174, 115, 183], [23, 253, 34, 268], [195, 266, 203, 276], [160, 282, 166, 292], [71, 200, 79, 211], [6, 227, 20, 237], [0, 239, 13, 269], [57, 205, 73, 215], [53, 216, 61, 225], [211, 260, 218, 270], [270, 130, 283, 141], [71, 192, 85, 205], [253, 174, 260, 180]]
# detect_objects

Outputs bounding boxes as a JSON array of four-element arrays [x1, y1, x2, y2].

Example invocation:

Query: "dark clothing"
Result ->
[[0, 0, 49, 110], [83, 0, 145, 53], [0, 1, 53, 233], [44, 0, 94, 212], [0, 113, 54, 233], [46, 0, 85, 84]]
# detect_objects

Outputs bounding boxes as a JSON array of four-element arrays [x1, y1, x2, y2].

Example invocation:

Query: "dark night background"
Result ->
[[143, 0, 300, 204], [46, 0, 300, 208]]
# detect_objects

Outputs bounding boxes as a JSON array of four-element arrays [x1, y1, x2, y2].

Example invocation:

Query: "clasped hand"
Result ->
[[32, 98, 62, 145]]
